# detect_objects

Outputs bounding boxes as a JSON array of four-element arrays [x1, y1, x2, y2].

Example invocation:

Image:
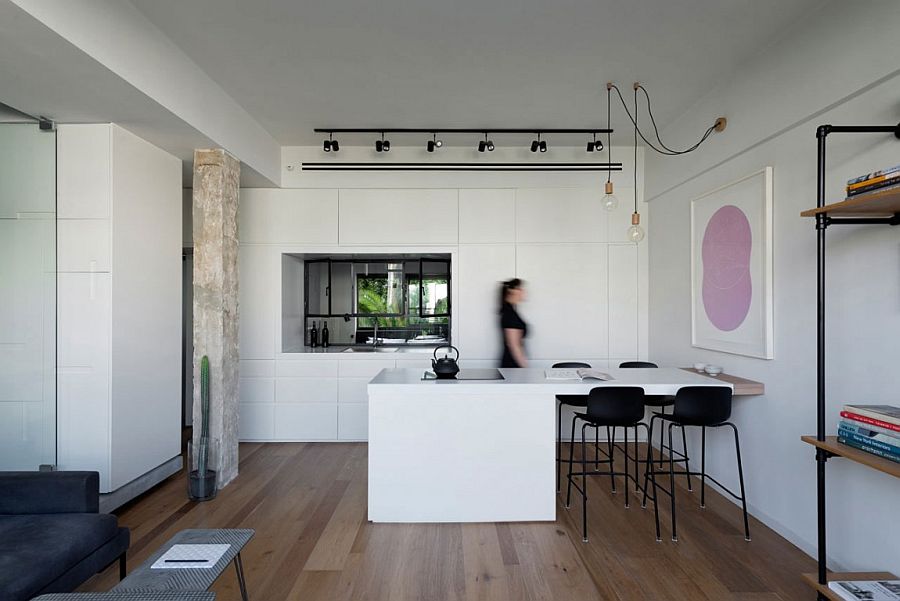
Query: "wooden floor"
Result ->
[[80, 442, 815, 600]]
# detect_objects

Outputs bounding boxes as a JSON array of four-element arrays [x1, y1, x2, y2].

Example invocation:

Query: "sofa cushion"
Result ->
[[0, 513, 120, 601]]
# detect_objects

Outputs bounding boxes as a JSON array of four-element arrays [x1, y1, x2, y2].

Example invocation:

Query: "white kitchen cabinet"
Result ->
[[239, 377, 275, 403], [275, 378, 338, 403], [240, 403, 274, 440], [515, 188, 608, 243], [515, 244, 609, 359], [338, 378, 370, 403], [338, 189, 458, 245], [57, 219, 111, 272], [457, 245, 516, 360], [239, 188, 339, 244], [338, 359, 396, 379], [276, 359, 338, 378], [274, 403, 338, 440], [458, 189, 515, 243], [239, 245, 277, 360], [338, 403, 368, 440], [55, 124, 181, 494]]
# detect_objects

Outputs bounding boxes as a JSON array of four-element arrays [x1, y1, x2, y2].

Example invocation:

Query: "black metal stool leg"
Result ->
[[681, 425, 693, 491], [668, 423, 678, 542], [119, 552, 126, 581], [728, 422, 751, 541], [644, 424, 661, 541], [581, 423, 589, 542], [623, 426, 630, 508], [607, 426, 617, 493], [565, 414, 577, 508], [595, 425, 600, 469], [700, 426, 707, 508], [234, 551, 250, 601], [657, 407, 667, 467], [634, 424, 640, 492], [641, 415, 656, 508]]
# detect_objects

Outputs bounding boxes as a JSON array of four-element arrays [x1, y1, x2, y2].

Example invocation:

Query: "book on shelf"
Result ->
[[828, 579, 900, 601], [544, 368, 611, 381], [847, 163, 900, 186], [837, 436, 900, 464], [847, 178, 900, 197], [844, 405, 900, 427], [839, 418, 900, 441], [842, 410, 900, 434], [838, 424, 900, 456]]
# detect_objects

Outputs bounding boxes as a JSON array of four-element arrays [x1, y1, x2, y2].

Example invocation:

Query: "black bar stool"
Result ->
[[554, 362, 606, 493], [619, 361, 692, 491], [564, 386, 657, 543], [642, 385, 750, 542]]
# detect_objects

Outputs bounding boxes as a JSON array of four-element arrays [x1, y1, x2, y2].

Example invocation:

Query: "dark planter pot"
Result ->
[[188, 469, 217, 501]]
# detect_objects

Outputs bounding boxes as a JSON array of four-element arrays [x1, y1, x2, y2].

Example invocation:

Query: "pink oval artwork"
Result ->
[[701, 205, 752, 332]]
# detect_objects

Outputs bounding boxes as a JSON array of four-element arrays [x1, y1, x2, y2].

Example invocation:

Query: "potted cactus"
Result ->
[[189, 355, 217, 500]]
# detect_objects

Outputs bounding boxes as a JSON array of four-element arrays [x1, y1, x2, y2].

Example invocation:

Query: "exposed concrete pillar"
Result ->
[[192, 149, 240, 488]]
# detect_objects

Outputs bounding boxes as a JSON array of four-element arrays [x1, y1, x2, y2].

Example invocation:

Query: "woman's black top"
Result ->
[[500, 302, 527, 368]]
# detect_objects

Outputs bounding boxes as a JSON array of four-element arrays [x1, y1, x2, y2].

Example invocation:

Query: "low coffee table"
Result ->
[[113, 529, 254, 601]]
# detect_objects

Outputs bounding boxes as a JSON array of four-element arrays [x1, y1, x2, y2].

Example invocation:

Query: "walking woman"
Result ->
[[499, 278, 528, 367]]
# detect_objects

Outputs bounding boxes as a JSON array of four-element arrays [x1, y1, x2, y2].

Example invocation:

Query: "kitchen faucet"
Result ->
[[372, 321, 380, 347]]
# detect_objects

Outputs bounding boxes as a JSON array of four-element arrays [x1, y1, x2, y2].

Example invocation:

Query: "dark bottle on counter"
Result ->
[[310, 321, 318, 347], [322, 321, 330, 347]]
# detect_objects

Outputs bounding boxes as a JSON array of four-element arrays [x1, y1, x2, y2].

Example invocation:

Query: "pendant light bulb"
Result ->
[[602, 181, 619, 211], [627, 212, 645, 243]]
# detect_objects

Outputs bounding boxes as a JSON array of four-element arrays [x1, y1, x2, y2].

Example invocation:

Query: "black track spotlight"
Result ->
[[531, 133, 544, 153], [383, 139, 390, 152], [324, 132, 338, 152], [427, 133, 442, 153], [375, 132, 390, 153], [486, 139, 495, 152], [375, 140, 383, 152], [478, 140, 486, 152], [587, 133, 602, 152], [539, 139, 547, 153], [331, 139, 339, 152], [530, 139, 539, 153], [478, 133, 494, 153]]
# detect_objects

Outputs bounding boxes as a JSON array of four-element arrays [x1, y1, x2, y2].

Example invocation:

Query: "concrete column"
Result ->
[[192, 149, 240, 488]]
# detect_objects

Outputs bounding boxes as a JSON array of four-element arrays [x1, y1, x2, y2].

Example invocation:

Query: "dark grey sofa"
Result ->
[[0, 471, 130, 601]]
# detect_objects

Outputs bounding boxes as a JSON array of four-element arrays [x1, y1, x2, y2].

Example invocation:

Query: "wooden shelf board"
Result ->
[[679, 368, 764, 396], [801, 435, 900, 479], [802, 572, 898, 601], [801, 186, 900, 217]]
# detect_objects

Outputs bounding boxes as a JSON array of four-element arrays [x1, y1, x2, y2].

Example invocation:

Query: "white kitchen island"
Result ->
[[367, 367, 732, 523]]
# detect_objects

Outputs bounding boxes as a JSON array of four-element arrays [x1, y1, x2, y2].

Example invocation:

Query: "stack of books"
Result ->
[[838, 404, 900, 463], [846, 164, 900, 198], [828, 578, 900, 601]]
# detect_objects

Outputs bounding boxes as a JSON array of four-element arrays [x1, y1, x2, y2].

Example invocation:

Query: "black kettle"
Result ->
[[432, 345, 460, 379]]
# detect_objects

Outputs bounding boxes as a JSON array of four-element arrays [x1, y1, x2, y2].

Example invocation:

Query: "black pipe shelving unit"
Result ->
[[799, 122, 900, 600]]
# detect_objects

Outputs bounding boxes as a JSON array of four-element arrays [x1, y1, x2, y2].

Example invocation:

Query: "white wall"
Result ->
[[646, 1, 900, 574], [227, 144, 649, 441], [56, 123, 182, 492]]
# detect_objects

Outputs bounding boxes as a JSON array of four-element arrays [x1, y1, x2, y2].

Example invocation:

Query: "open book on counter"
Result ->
[[544, 368, 612, 381]]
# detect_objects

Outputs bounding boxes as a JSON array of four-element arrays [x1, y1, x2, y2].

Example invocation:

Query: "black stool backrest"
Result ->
[[619, 361, 658, 368], [672, 386, 733, 426], [553, 362, 591, 368], [585, 387, 646, 425]]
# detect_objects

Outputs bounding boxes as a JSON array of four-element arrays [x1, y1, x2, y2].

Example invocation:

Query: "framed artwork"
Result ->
[[691, 167, 773, 359]]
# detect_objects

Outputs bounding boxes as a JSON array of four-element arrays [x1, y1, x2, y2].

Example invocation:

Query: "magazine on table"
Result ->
[[544, 368, 611, 381], [828, 579, 900, 601]]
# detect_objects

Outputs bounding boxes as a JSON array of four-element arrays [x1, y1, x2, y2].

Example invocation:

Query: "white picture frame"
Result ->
[[691, 167, 774, 359]]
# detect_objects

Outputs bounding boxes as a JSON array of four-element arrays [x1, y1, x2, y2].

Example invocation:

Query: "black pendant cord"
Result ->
[[609, 83, 718, 156], [633, 87, 639, 214], [607, 86, 613, 185]]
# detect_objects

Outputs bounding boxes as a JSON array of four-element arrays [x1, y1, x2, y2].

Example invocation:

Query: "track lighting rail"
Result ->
[[313, 128, 612, 134]]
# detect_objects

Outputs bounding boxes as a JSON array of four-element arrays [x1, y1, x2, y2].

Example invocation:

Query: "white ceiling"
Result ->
[[132, 0, 825, 147]]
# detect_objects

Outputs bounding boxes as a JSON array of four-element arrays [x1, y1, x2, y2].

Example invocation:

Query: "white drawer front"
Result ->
[[274, 404, 338, 440], [338, 359, 396, 379], [239, 403, 274, 439], [275, 378, 338, 403], [239, 378, 274, 403], [338, 378, 370, 403], [276, 359, 338, 378], [338, 403, 368, 440]]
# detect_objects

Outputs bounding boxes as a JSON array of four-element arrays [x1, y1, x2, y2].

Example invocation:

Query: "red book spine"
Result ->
[[841, 410, 900, 433]]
